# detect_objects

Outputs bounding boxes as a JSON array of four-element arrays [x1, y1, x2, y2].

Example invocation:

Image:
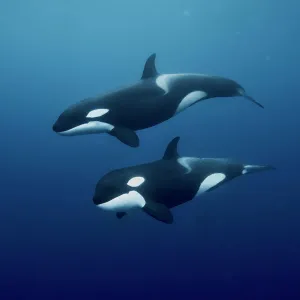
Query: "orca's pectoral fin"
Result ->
[[244, 94, 264, 109], [143, 200, 173, 224], [116, 212, 127, 219], [110, 127, 140, 148]]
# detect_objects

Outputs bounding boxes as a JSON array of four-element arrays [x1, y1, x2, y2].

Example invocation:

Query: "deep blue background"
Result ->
[[1, 0, 300, 299]]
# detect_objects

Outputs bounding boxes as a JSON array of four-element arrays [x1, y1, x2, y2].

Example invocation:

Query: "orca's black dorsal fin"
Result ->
[[141, 53, 159, 80], [163, 137, 180, 160]]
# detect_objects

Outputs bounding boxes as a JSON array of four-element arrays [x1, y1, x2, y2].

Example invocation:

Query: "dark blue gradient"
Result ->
[[1, 1, 299, 299]]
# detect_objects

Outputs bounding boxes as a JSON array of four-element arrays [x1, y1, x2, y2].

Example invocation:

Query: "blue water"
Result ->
[[1, 1, 300, 299]]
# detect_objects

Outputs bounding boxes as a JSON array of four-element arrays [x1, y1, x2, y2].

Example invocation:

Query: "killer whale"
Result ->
[[53, 54, 264, 147], [92, 137, 274, 224]]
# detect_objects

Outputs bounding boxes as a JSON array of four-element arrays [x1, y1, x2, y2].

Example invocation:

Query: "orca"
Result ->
[[92, 137, 274, 224], [53, 54, 264, 147]]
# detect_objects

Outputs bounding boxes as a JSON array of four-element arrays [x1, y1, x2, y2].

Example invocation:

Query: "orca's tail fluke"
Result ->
[[236, 87, 264, 108], [242, 164, 275, 175], [244, 94, 264, 109]]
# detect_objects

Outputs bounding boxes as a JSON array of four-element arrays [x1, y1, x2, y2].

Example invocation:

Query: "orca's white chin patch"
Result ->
[[58, 121, 114, 136], [97, 191, 146, 212]]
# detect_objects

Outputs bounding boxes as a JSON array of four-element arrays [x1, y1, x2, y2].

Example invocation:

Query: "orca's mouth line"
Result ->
[[96, 190, 146, 212], [55, 121, 115, 136], [96, 192, 129, 207]]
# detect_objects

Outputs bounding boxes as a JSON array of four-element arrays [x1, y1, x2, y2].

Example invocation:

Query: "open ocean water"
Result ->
[[0, 0, 299, 299]]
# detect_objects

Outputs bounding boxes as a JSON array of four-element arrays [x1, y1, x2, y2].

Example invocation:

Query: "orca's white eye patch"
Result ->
[[127, 176, 145, 188], [86, 109, 109, 118]]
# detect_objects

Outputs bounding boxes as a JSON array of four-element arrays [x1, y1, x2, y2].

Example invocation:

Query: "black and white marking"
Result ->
[[53, 54, 263, 147], [92, 137, 275, 224]]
